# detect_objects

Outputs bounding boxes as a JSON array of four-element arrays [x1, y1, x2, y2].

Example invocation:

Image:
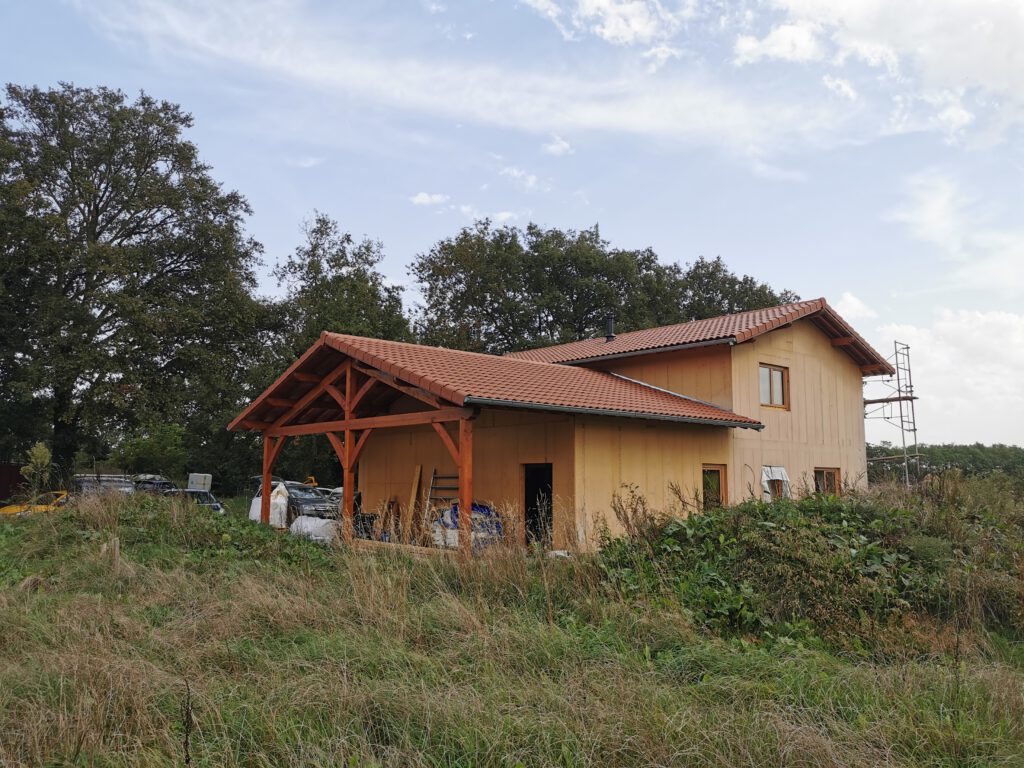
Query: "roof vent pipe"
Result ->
[[605, 314, 616, 342]]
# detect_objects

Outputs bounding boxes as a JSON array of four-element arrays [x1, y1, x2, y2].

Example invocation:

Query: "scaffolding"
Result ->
[[864, 341, 920, 486]]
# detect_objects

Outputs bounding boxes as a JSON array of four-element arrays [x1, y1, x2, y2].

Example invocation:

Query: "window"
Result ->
[[759, 364, 789, 408], [702, 465, 727, 510], [761, 466, 791, 501], [814, 468, 841, 495]]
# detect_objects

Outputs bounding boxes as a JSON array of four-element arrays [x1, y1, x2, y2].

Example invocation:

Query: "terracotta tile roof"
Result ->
[[506, 298, 895, 375], [229, 334, 763, 431]]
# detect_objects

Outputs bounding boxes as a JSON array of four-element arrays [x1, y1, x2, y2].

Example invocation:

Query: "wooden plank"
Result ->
[[831, 336, 855, 346], [292, 372, 320, 383], [269, 407, 475, 437], [458, 418, 474, 556], [431, 422, 460, 464], [403, 464, 421, 545], [266, 397, 294, 408]]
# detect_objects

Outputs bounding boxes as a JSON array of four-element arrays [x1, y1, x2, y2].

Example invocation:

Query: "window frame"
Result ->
[[759, 363, 790, 410], [701, 464, 728, 511], [814, 467, 841, 496]]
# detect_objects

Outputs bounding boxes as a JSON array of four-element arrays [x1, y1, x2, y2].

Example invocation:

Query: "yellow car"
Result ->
[[0, 490, 69, 516]]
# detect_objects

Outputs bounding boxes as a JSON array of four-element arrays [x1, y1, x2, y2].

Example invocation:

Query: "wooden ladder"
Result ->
[[426, 468, 460, 515]]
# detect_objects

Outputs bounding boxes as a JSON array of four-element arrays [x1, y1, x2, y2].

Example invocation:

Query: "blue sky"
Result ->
[[4, 0, 1023, 445]]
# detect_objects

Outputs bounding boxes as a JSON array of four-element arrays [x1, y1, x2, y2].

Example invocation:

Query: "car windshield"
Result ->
[[287, 485, 321, 500], [188, 491, 215, 503]]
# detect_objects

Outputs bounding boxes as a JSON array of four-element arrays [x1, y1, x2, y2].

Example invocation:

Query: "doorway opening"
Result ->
[[523, 463, 553, 545]]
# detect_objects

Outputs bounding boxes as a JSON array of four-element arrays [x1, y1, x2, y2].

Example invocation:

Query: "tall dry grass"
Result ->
[[0, 487, 1022, 766]]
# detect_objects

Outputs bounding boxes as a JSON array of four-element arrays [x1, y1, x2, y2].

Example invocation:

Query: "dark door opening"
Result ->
[[524, 463, 553, 545]]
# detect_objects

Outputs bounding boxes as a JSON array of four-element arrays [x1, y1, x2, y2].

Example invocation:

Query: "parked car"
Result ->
[[0, 490, 69, 516], [164, 488, 224, 514], [72, 474, 135, 496], [134, 475, 176, 494], [248, 481, 339, 526]]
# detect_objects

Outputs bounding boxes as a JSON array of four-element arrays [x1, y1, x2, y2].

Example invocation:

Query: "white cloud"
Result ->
[[542, 133, 574, 155], [410, 192, 450, 205], [494, 210, 518, 222], [822, 74, 857, 101], [835, 291, 877, 320], [642, 44, 683, 72], [888, 169, 1024, 297], [871, 309, 1024, 444], [287, 155, 326, 168], [734, 22, 824, 65], [573, 0, 692, 46], [750, 159, 806, 182], [753, 0, 1024, 132], [500, 165, 540, 190], [74, 0, 834, 158]]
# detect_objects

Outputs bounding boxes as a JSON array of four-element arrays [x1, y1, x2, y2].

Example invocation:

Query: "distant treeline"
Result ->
[[868, 442, 1024, 488]]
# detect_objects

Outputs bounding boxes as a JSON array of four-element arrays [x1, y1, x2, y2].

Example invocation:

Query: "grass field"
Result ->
[[1, 478, 1022, 767]]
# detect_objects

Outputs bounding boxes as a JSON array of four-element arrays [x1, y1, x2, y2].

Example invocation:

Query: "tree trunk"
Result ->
[[51, 383, 78, 477]]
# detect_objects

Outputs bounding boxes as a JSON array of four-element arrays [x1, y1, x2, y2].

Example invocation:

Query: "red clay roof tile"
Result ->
[[506, 298, 894, 375]]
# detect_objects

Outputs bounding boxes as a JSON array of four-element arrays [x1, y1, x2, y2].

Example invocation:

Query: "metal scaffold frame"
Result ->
[[864, 341, 920, 486]]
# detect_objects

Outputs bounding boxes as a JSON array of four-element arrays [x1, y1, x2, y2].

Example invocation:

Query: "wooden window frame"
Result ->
[[814, 467, 841, 496], [701, 464, 728, 510], [759, 363, 790, 410]]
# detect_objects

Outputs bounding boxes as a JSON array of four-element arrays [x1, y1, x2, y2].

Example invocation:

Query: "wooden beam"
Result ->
[[353, 364, 448, 410], [431, 422, 460, 464], [269, 435, 288, 465], [831, 336, 856, 347], [458, 418, 474, 557], [241, 419, 273, 430], [325, 432, 345, 464], [293, 372, 320, 383], [269, 407, 475, 437], [273, 360, 350, 427], [349, 377, 377, 413], [350, 428, 374, 466], [323, 382, 346, 409]]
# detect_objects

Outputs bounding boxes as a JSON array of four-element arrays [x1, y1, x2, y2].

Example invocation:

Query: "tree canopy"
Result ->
[[410, 220, 798, 355], [1, 82, 807, 492], [0, 83, 266, 470]]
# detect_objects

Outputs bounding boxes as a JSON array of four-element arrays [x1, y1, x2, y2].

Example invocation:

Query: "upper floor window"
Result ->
[[759, 364, 789, 408]]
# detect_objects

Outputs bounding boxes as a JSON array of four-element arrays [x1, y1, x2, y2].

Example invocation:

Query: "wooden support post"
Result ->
[[341, 363, 356, 544], [458, 417, 474, 556], [260, 434, 273, 525], [260, 434, 288, 526]]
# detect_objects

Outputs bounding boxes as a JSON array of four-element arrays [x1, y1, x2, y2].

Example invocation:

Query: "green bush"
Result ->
[[597, 479, 1024, 654]]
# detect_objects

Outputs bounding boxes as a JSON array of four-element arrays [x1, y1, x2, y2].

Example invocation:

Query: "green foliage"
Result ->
[[0, 82, 266, 471], [115, 422, 188, 478], [597, 484, 1024, 654], [1, 489, 1023, 765], [19, 441, 52, 496], [272, 212, 411, 357], [410, 221, 797, 354]]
